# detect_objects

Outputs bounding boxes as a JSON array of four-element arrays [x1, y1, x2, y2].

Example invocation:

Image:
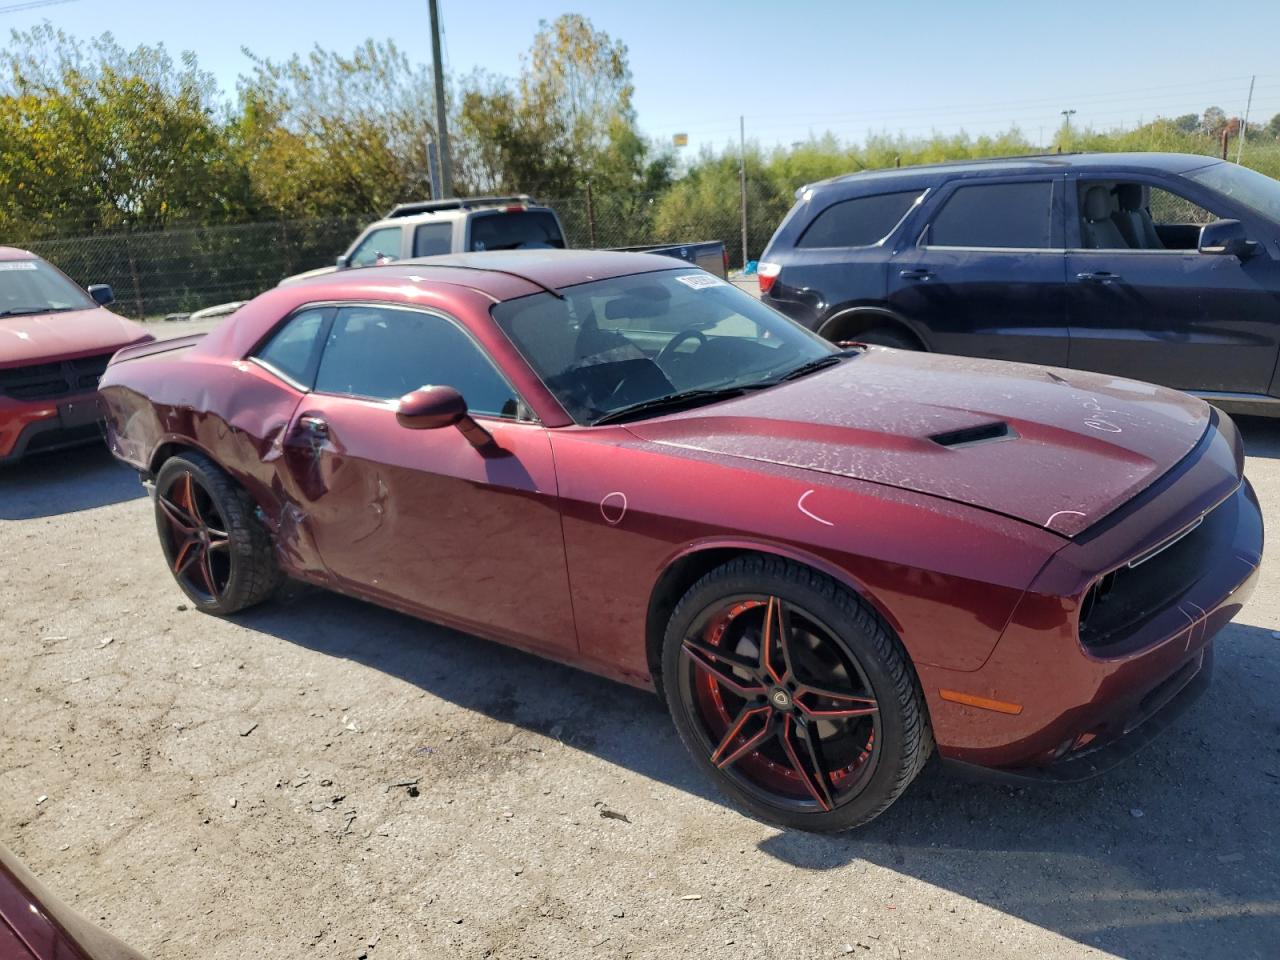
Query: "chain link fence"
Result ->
[[23, 192, 742, 319]]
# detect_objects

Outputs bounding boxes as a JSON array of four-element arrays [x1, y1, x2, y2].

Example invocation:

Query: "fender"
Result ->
[[817, 304, 932, 350]]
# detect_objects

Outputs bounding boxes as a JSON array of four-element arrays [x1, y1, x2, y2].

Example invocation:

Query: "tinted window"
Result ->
[[254, 308, 329, 386], [469, 211, 565, 251], [349, 226, 402, 266], [929, 182, 1053, 248], [797, 190, 922, 248], [413, 222, 453, 257], [1186, 161, 1280, 222], [315, 306, 519, 417]]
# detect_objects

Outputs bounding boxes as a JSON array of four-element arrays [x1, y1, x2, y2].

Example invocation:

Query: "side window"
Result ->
[[348, 226, 403, 267], [1078, 181, 1223, 251], [1147, 187, 1218, 226], [314, 306, 520, 417], [253, 308, 329, 387], [413, 222, 453, 257], [797, 190, 923, 248], [929, 182, 1054, 249]]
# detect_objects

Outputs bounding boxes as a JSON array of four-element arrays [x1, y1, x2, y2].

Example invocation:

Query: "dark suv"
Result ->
[[759, 152, 1280, 415]]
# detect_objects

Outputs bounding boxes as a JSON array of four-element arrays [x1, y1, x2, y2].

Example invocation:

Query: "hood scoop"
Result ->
[[929, 421, 1016, 449]]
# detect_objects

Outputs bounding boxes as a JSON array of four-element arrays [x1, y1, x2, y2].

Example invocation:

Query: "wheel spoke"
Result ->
[[157, 494, 197, 532], [196, 547, 219, 597], [760, 596, 788, 683], [683, 643, 766, 699], [795, 687, 878, 719], [710, 705, 772, 767], [796, 717, 838, 810], [779, 715, 833, 811], [683, 634, 761, 675], [180, 473, 206, 525], [173, 537, 201, 576]]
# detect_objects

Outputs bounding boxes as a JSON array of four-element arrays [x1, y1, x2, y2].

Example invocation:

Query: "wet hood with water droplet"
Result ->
[[627, 348, 1213, 537]]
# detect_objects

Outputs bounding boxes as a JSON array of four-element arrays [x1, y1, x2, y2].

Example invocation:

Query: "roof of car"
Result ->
[[806, 152, 1222, 194], [0, 246, 36, 260], [290, 250, 686, 301]]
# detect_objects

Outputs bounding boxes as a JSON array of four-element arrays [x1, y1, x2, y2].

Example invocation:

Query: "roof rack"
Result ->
[[384, 195, 537, 219]]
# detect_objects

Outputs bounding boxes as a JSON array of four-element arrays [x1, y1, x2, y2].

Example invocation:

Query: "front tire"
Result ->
[[153, 452, 282, 615], [662, 556, 932, 832]]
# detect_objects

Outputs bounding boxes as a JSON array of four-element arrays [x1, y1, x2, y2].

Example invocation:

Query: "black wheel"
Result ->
[[662, 556, 932, 832], [855, 326, 919, 350], [153, 452, 282, 615]]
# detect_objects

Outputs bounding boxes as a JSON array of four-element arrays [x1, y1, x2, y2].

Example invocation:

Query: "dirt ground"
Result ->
[[2, 322, 1278, 959]]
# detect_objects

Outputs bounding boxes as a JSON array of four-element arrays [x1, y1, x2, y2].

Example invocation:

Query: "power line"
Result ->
[[0, 0, 79, 13]]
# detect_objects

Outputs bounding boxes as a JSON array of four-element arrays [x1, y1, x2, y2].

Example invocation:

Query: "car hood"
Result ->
[[0, 307, 152, 367], [627, 348, 1212, 537]]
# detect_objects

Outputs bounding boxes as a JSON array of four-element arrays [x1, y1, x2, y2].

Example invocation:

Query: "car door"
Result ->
[[1066, 174, 1280, 394], [276, 302, 577, 657], [887, 176, 1069, 365]]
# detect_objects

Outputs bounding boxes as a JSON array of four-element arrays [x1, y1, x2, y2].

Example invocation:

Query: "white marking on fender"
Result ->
[[797, 489, 834, 527], [1045, 509, 1086, 529], [600, 491, 627, 525]]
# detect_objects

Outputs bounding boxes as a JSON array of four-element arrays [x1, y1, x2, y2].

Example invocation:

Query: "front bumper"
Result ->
[[0, 393, 105, 464], [919, 465, 1263, 776]]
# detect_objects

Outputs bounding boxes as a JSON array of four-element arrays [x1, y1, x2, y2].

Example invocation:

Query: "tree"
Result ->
[[1201, 106, 1228, 136], [458, 14, 660, 197], [1267, 113, 1280, 139], [1173, 113, 1199, 134], [231, 39, 444, 218], [0, 24, 245, 239]]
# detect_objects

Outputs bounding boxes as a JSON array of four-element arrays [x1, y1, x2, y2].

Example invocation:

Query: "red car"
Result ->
[[0, 247, 152, 464], [1, 844, 147, 959], [98, 251, 1263, 831]]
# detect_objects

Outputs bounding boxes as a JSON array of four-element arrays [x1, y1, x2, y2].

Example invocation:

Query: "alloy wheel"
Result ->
[[678, 595, 881, 812], [157, 470, 232, 603]]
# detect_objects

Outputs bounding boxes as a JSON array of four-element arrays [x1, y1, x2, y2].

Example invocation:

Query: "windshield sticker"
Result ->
[[0, 261, 38, 271], [675, 273, 726, 290]]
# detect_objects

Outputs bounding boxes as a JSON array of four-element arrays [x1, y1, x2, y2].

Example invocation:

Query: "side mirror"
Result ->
[[396, 385, 495, 450], [87, 284, 114, 306], [335, 253, 351, 269], [1199, 219, 1256, 259]]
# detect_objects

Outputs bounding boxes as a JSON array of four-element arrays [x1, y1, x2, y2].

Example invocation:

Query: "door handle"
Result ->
[[1075, 271, 1120, 284], [899, 268, 934, 280], [298, 414, 329, 438]]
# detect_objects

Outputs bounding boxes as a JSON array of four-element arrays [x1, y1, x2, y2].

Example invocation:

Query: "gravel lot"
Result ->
[[2, 323, 1277, 959]]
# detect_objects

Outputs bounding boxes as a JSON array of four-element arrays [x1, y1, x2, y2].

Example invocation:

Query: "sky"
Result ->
[[2, 0, 1279, 157]]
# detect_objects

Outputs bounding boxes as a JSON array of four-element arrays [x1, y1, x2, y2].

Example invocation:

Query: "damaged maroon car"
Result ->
[[98, 251, 1262, 831]]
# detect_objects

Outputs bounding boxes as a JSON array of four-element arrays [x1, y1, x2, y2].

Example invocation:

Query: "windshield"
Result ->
[[491, 269, 837, 424], [0, 258, 94, 316], [1185, 162, 1280, 223]]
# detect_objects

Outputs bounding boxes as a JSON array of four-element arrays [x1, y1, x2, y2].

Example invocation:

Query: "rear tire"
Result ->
[[153, 452, 282, 615], [662, 555, 932, 832], [854, 326, 920, 350]]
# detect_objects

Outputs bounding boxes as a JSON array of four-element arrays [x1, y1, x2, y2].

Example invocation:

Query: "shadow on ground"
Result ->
[[1237, 415, 1280, 460], [242, 583, 1279, 960], [0, 443, 143, 520]]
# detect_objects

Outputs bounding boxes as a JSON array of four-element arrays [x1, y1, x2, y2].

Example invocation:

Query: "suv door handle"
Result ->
[[298, 414, 329, 438], [1075, 271, 1120, 284], [899, 268, 933, 280]]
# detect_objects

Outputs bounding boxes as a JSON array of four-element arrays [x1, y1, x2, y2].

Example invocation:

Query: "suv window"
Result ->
[[797, 190, 923, 248], [315, 305, 519, 417], [349, 226, 403, 266], [413, 222, 453, 257], [929, 182, 1054, 249], [254, 308, 329, 387], [468, 211, 565, 251]]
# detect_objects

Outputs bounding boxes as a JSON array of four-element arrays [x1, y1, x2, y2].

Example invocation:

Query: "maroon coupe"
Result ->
[[98, 250, 1262, 831]]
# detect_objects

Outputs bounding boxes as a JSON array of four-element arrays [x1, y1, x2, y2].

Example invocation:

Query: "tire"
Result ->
[[855, 326, 920, 350], [662, 555, 932, 832], [153, 452, 282, 615]]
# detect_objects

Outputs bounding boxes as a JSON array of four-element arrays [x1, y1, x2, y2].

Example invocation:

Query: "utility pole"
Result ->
[[1237, 74, 1256, 164], [428, 0, 453, 198], [1060, 108, 1076, 149], [739, 115, 748, 272]]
